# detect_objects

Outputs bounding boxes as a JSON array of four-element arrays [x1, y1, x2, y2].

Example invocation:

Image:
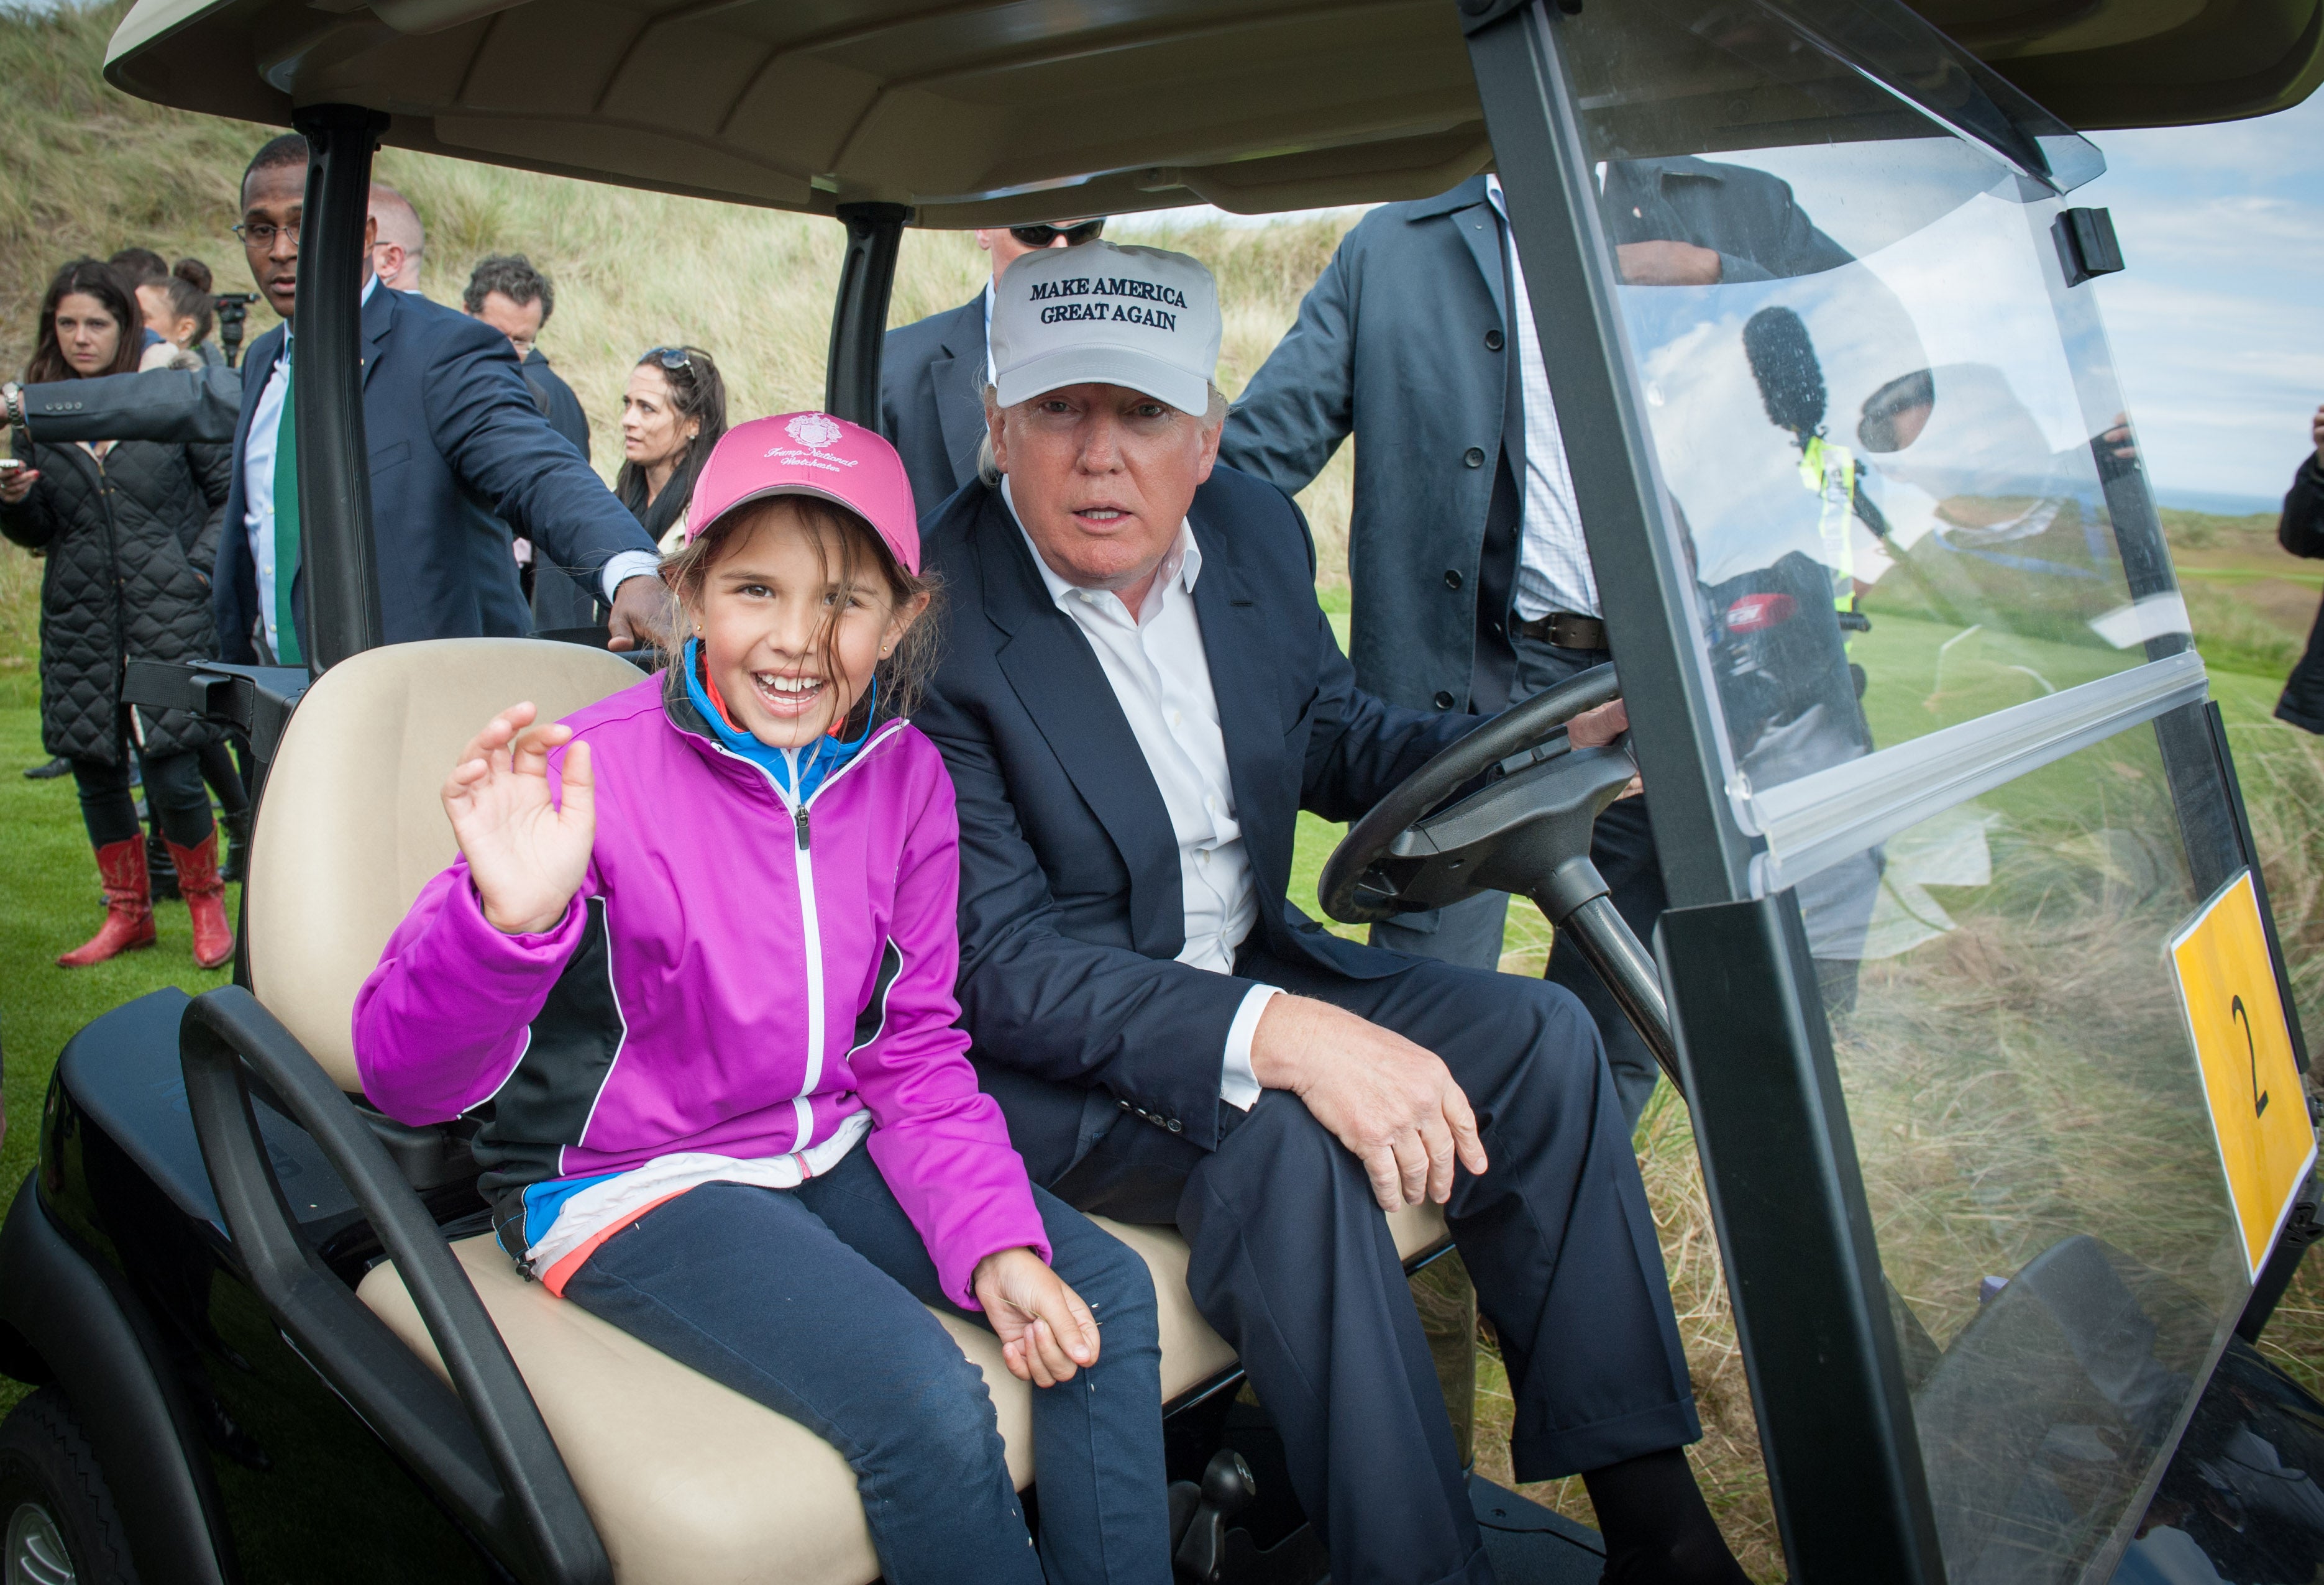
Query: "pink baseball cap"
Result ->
[[682, 411, 920, 575]]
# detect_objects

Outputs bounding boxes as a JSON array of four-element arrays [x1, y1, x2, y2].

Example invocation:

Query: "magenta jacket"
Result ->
[[352, 670, 1048, 1307]]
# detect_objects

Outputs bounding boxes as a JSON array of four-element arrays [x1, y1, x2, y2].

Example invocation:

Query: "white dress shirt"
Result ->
[[242, 272, 653, 656], [1485, 175, 1599, 621], [1002, 480, 1276, 1108]]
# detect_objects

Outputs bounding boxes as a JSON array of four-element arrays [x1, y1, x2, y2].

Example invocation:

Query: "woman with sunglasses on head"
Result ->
[[879, 217, 1107, 514], [0, 258, 238, 969], [618, 345, 728, 550]]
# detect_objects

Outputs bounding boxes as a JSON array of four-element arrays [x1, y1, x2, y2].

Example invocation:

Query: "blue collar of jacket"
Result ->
[[670, 638, 873, 803]]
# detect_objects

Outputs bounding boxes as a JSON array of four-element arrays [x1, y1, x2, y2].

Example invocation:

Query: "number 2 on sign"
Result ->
[[2169, 872, 2315, 1280], [2231, 995, 2270, 1120]]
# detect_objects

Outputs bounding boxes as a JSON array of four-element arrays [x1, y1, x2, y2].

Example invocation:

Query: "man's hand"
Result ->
[[1568, 697, 1627, 748], [1616, 240, 1722, 286], [1249, 996, 1488, 1211], [2311, 403, 2323, 466], [0, 467, 37, 506], [606, 574, 673, 654], [972, 1247, 1102, 1387]]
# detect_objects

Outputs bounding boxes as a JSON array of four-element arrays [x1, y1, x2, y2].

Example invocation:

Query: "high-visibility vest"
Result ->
[[1799, 434, 1856, 616]]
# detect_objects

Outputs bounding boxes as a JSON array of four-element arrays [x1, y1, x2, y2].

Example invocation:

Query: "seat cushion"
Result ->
[[358, 1204, 1446, 1584], [247, 637, 649, 1091]]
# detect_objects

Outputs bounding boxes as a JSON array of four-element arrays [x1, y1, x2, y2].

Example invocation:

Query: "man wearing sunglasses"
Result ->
[[881, 217, 1105, 515]]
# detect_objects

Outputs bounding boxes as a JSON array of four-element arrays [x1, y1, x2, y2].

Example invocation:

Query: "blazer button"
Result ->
[[1166, 1118, 1183, 1133], [1434, 690, 1456, 710], [1443, 569, 1463, 591], [1463, 447, 1486, 468], [1118, 1098, 1130, 1110], [1485, 328, 1505, 351]]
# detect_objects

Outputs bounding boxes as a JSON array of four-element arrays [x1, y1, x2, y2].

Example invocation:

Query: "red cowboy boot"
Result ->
[[167, 831, 236, 971], [58, 837, 157, 967]]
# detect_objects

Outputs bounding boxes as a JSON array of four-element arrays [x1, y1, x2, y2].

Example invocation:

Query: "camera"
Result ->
[[213, 292, 259, 368]]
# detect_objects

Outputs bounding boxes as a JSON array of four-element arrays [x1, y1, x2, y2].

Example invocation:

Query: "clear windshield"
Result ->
[[1538, 0, 2256, 1578], [1546, 0, 2184, 835], [1822, 724, 2245, 1585]]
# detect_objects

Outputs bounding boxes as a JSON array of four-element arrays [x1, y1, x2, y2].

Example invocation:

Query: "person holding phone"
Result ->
[[1, 258, 237, 969]]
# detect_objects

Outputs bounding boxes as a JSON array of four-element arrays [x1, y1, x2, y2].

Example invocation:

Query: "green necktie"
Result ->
[[272, 347, 302, 665]]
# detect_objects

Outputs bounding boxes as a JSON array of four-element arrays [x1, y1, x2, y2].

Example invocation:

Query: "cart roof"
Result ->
[[104, 0, 2321, 223]]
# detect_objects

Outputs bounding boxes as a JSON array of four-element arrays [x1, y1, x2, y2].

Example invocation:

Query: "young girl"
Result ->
[[354, 414, 1172, 1584]]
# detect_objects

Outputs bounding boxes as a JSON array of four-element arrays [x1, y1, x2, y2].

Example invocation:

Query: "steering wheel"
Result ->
[[1316, 664, 1682, 1090], [1319, 664, 1631, 925]]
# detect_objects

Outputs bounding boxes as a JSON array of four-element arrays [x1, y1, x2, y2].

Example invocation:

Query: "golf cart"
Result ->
[[4, 0, 2321, 1578]]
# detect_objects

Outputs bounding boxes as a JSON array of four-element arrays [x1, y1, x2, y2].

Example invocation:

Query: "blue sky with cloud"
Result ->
[[1176, 91, 2320, 517], [2080, 94, 2324, 511]]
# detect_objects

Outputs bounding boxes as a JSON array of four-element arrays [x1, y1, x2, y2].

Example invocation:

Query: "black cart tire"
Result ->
[[0, 1389, 139, 1584]]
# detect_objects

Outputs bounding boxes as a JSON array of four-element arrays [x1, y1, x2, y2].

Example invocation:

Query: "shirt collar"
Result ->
[[1486, 168, 1616, 216], [999, 475, 1201, 619], [283, 271, 378, 353]]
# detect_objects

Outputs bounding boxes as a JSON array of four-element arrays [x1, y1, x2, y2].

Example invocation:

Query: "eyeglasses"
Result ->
[[1009, 219, 1105, 249], [232, 221, 296, 251], [644, 346, 693, 372]]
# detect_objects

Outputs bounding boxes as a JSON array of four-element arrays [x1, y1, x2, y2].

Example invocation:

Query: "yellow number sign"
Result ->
[[2167, 870, 2317, 1279]]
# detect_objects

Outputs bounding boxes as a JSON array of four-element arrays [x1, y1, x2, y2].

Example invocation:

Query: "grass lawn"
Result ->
[[0, 669, 239, 1199], [1, 627, 2316, 1582]]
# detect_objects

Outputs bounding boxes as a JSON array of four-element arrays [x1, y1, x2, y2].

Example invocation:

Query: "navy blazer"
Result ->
[[913, 468, 1480, 1151], [215, 287, 656, 662], [1219, 165, 1849, 713], [881, 295, 990, 521]]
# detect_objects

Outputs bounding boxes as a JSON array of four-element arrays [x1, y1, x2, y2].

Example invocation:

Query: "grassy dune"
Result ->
[[0, 6, 2318, 1581]]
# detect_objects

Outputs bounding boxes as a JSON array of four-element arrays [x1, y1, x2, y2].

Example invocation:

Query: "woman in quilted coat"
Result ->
[[1, 258, 236, 968]]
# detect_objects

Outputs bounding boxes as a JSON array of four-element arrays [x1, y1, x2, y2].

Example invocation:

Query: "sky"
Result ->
[[2080, 92, 2324, 510], [1163, 93, 2322, 516]]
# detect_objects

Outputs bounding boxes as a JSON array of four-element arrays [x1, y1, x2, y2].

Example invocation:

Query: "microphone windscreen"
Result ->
[[1743, 306, 1827, 438]]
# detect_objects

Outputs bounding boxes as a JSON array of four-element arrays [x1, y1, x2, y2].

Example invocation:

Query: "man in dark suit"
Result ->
[[917, 239, 1745, 1585], [462, 252, 601, 632], [216, 135, 662, 662], [1219, 162, 1850, 1123], [880, 216, 1106, 515]]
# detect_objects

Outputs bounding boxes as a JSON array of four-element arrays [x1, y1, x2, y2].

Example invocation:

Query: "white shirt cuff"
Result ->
[[1220, 984, 1281, 1110], [600, 549, 662, 605]]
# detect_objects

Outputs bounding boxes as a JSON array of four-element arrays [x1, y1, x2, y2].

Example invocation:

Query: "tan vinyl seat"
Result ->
[[257, 638, 1449, 1585]]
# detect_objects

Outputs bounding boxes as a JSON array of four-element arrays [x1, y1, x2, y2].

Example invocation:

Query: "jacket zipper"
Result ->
[[701, 719, 908, 1151]]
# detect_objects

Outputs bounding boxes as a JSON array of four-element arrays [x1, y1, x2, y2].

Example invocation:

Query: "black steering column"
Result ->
[[1317, 664, 1680, 1092]]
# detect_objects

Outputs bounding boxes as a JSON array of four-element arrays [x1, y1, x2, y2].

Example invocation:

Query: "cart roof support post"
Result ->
[[1460, 4, 1947, 1577], [825, 202, 911, 430], [1458, 0, 1752, 911], [292, 104, 390, 675]]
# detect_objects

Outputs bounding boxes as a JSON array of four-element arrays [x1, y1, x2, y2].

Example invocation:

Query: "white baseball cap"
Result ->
[[989, 239, 1222, 417]]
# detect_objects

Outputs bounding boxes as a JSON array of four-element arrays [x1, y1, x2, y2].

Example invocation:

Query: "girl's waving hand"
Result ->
[[443, 701, 595, 935]]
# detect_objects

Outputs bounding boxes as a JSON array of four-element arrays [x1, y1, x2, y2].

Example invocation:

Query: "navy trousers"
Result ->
[[561, 1151, 1174, 1585], [1370, 634, 1670, 1127], [998, 950, 1700, 1585]]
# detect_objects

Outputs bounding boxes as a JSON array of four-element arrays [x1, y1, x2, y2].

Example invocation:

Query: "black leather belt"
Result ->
[[1512, 611, 1607, 651]]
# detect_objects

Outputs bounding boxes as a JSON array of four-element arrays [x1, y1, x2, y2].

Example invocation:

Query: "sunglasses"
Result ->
[[1009, 219, 1105, 249], [644, 345, 695, 372]]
